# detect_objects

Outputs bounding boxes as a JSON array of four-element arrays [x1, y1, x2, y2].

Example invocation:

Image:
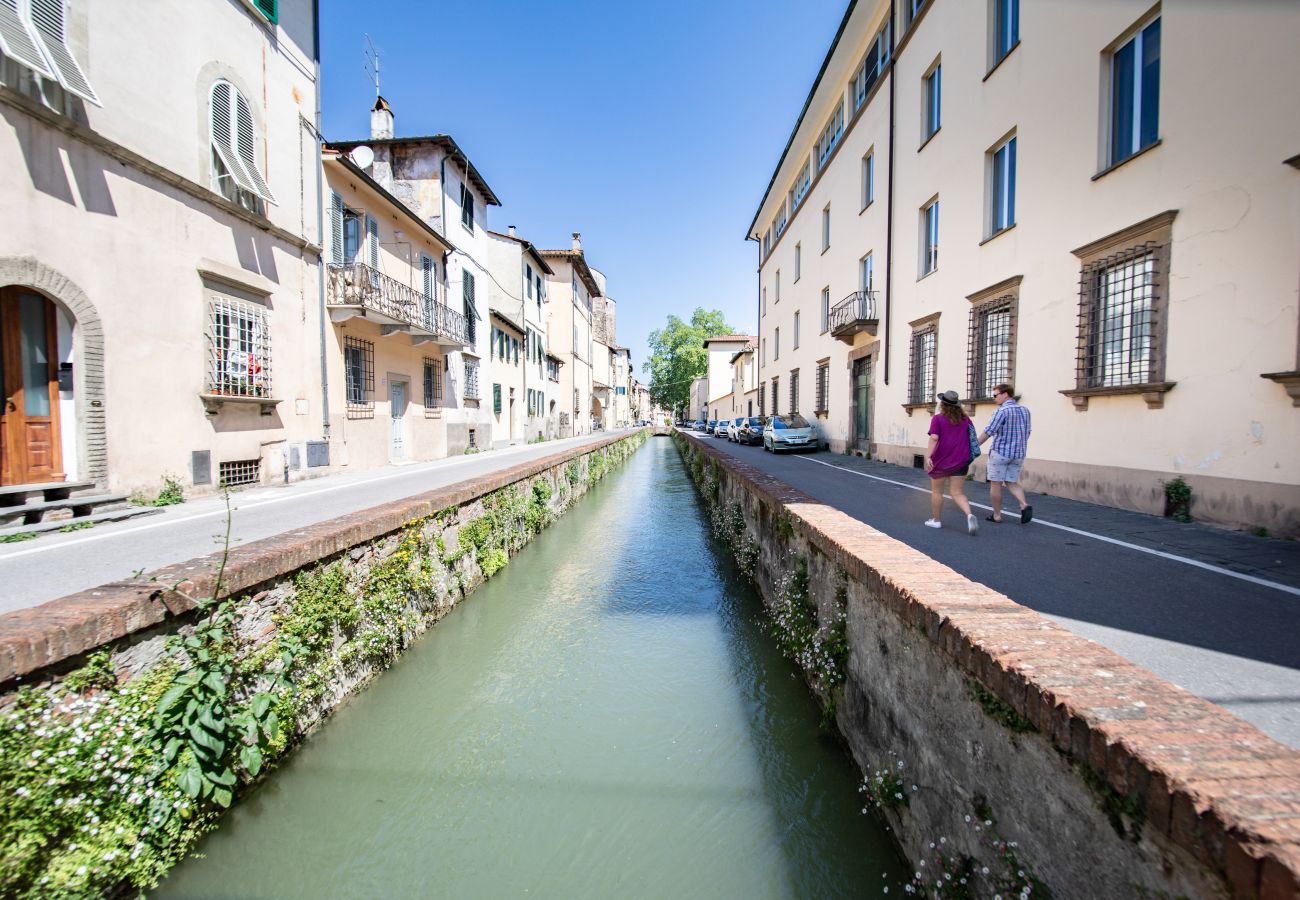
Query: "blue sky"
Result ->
[[320, 0, 847, 377]]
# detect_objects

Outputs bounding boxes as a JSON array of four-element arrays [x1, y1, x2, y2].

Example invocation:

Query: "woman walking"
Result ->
[[924, 390, 978, 534]]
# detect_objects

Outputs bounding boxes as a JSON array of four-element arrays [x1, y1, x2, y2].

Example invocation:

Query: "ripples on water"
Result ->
[[155, 438, 906, 898]]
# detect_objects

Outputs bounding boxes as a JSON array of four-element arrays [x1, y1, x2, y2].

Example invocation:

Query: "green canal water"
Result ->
[[154, 438, 907, 898]]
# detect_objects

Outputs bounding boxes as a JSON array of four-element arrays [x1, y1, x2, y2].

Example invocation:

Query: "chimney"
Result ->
[[370, 95, 394, 140], [508, 225, 517, 238], [571, 232, 582, 252]]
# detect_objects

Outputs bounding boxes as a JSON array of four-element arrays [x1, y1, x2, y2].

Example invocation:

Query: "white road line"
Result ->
[[793, 455, 1300, 599], [0, 435, 606, 562]]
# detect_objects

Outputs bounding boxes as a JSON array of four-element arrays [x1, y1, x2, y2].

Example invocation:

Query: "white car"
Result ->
[[763, 413, 817, 453], [726, 417, 745, 442]]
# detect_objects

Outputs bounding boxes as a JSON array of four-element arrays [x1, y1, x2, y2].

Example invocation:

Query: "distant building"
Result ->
[[540, 235, 602, 437], [488, 228, 557, 441]]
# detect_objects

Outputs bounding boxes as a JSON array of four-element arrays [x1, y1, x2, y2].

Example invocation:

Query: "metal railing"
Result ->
[[326, 262, 468, 344], [828, 290, 878, 333]]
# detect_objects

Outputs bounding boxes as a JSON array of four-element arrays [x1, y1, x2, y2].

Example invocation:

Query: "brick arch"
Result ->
[[0, 257, 107, 485]]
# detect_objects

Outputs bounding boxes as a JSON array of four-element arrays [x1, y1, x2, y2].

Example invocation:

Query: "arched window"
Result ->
[[209, 79, 275, 205]]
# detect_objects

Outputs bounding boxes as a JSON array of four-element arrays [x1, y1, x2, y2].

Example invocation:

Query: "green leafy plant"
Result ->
[[64, 649, 116, 693], [153, 475, 186, 507], [1163, 476, 1192, 523], [0, 530, 37, 543], [58, 521, 95, 533]]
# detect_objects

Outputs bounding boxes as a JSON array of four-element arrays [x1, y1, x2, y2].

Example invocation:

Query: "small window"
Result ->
[[789, 159, 812, 210], [774, 327, 780, 360], [821, 204, 831, 252], [460, 183, 475, 231], [991, 0, 1019, 68], [851, 21, 891, 112], [1108, 15, 1161, 167], [759, 382, 767, 416], [761, 337, 766, 365], [905, 0, 928, 28], [423, 358, 443, 411], [794, 244, 801, 282], [921, 199, 940, 276], [464, 359, 481, 400], [815, 101, 845, 171], [989, 134, 1017, 236], [789, 370, 800, 415], [774, 199, 789, 238], [251, 0, 278, 24], [771, 377, 779, 416], [763, 229, 772, 259], [525, 263, 534, 299], [207, 296, 271, 399], [908, 324, 937, 405], [820, 287, 830, 333], [922, 62, 942, 144], [775, 270, 781, 303], [762, 287, 767, 317], [862, 150, 875, 209], [861, 253, 874, 293], [493, 383, 502, 414], [344, 336, 374, 417], [793, 311, 800, 350], [815, 362, 830, 414]]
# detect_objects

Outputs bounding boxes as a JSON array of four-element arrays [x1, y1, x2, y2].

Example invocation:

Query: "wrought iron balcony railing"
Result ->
[[829, 289, 879, 342], [326, 262, 468, 346]]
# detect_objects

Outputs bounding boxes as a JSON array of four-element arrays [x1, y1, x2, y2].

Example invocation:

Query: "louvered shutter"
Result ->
[[329, 192, 344, 266], [421, 255, 434, 299], [211, 81, 257, 194], [252, 0, 277, 23], [366, 216, 379, 269], [27, 0, 98, 105], [0, 0, 54, 79], [234, 91, 276, 204]]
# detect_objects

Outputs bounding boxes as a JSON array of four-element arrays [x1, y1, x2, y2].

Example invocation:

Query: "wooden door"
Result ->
[[851, 356, 873, 451], [0, 288, 63, 485]]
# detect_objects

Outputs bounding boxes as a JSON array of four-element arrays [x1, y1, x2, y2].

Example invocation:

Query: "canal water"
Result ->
[[155, 437, 906, 898]]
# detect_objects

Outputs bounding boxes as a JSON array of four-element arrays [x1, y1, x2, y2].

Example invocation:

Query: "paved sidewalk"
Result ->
[[689, 433, 1300, 747], [0, 431, 620, 615]]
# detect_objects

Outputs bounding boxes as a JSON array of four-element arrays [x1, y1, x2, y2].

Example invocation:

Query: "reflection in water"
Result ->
[[155, 439, 906, 898]]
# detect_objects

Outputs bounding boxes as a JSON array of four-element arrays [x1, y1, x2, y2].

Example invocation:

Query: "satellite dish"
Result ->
[[349, 145, 374, 169]]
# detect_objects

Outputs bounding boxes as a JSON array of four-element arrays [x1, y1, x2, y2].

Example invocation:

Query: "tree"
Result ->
[[644, 308, 734, 418]]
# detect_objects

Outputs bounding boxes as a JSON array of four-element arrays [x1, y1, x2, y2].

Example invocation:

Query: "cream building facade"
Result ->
[[487, 228, 557, 442], [702, 335, 756, 423], [540, 236, 600, 438], [0, 0, 326, 494], [749, 0, 1300, 535]]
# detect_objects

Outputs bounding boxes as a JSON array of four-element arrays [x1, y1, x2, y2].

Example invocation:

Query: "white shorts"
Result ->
[[987, 451, 1024, 483]]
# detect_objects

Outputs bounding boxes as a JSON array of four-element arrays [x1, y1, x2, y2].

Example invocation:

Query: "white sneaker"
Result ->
[[924, 519, 942, 529], [967, 514, 979, 535]]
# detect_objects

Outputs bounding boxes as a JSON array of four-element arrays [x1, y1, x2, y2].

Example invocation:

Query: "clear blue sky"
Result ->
[[320, 0, 847, 378]]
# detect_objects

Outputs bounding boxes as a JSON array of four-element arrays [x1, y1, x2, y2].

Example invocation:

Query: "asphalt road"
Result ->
[[688, 432, 1300, 749], [0, 432, 618, 616]]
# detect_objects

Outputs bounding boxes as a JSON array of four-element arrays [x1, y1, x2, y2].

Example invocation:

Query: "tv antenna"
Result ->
[[363, 35, 381, 99]]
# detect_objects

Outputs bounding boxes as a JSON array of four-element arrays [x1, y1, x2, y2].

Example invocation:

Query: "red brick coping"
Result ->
[[0, 434, 636, 689], [681, 434, 1300, 899]]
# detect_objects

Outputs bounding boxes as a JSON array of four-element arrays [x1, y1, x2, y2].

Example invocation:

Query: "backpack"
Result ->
[[967, 420, 982, 460]]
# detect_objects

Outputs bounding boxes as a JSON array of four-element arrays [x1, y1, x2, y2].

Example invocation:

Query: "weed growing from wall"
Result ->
[[859, 753, 914, 811]]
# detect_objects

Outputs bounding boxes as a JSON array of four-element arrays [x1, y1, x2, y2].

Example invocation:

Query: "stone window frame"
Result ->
[[814, 358, 831, 415], [904, 312, 940, 414], [1062, 210, 1177, 410], [964, 275, 1021, 412], [788, 368, 800, 415]]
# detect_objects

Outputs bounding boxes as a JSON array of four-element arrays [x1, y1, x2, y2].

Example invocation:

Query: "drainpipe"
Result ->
[[883, 0, 896, 386], [312, 0, 330, 438]]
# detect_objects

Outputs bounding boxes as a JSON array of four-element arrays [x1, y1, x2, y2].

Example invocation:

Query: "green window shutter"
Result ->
[[493, 384, 502, 414], [253, 0, 278, 23]]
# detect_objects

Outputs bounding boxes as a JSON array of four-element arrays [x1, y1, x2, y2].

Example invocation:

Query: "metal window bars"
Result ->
[[758, 382, 766, 417], [789, 371, 799, 414], [464, 360, 480, 400], [1077, 242, 1161, 389], [908, 326, 937, 405], [815, 363, 829, 413], [218, 459, 261, 488], [967, 295, 1016, 401], [207, 297, 271, 398], [343, 336, 374, 418], [423, 357, 442, 412]]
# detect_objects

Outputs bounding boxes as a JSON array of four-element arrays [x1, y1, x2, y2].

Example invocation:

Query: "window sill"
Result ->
[[1059, 381, 1175, 410], [200, 393, 281, 417], [860, 200, 874, 216], [1092, 139, 1162, 182], [917, 268, 938, 282], [1261, 370, 1300, 407], [979, 223, 1016, 247], [918, 127, 940, 153], [983, 41, 1020, 82], [820, 245, 830, 256], [902, 401, 936, 416]]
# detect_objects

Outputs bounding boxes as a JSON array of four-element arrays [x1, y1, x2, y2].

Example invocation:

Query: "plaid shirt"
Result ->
[[985, 399, 1031, 459]]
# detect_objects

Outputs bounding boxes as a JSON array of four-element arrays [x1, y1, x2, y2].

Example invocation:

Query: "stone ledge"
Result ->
[[680, 433, 1300, 899], [0, 434, 634, 687]]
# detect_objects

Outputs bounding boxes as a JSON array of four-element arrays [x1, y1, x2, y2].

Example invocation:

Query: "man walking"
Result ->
[[978, 384, 1032, 524]]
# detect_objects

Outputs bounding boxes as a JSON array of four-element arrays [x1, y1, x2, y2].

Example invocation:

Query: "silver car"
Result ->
[[763, 413, 817, 453], [726, 417, 745, 442], [712, 419, 729, 438]]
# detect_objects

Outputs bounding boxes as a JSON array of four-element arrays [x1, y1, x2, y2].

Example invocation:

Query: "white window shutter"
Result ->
[[366, 216, 379, 269], [234, 91, 276, 204], [329, 191, 344, 266], [0, 0, 54, 79], [26, 0, 98, 105], [210, 81, 257, 195]]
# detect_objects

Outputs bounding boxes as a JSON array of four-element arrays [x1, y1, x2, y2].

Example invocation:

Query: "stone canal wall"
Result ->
[[0, 431, 646, 898], [674, 432, 1300, 900]]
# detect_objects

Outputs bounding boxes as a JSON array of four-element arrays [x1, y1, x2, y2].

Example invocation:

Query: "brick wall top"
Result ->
[[0, 434, 635, 688], [683, 434, 1300, 899]]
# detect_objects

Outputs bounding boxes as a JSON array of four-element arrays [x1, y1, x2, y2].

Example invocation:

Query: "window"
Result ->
[[921, 199, 939, 276], [763, 229, 772, 259], [771, 377, 779, 416], [789, 370, 799, 415], [1108, 16, 1160, 167], [251, 0, 277, 24], [462, 269, 477, 344], [907, 324, 937, 405], [789, 158, 811, 211], [762, 287, 767, 317], [207, 297, 271, 399], [328, 195, 363, 267], [989, 135, 1017, 236], [464, 359, 481, 399], [793, 311, 800, 350], [493, 383, 502, 414], [210, 80, 275, 205], [815, 362, 829, 413], [366, 216, 379, 270], [460, 183, 475, 231], [922, 63, 941, 143], [774, 200, 789, 239], [862, 151, 875, 209], [794, 244, 801, 281], [0, 0, 99, 104], [905, 0, 928, 28], [991, 0, 1019, 67], [774, 327, 780, 360], [775, 270, 781, 304], [525, 264, 534, 299], [967, 290, 1017, 401], [851, 21, 891, 112], [815, 102, 845, 171], [861, 253, 874, 293], [821, 205, 831, 252], [344, 336, 374, 417], [423, 358, 442, 410], [820, 287, 830, 333], [759, 382, 766, 416], [761, 337, 766, 365]]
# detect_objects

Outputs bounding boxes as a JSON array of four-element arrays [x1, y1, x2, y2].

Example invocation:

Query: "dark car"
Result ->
[[738, 417, 765, 445]]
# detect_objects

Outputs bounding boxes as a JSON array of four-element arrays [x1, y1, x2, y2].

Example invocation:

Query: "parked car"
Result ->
[[706, 419, 717, 434], [712, 420, 729, 438], [738, 417, 765, 445], [763, 413, 816, 453], [727, 417, 745, 441]]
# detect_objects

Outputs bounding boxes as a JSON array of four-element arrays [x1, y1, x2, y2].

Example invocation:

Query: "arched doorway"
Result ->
[[590, 396, 603, 432], [0, 287, 64, 485]]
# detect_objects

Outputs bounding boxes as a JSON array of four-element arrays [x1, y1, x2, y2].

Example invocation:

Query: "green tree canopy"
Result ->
[[644, 308, 734, 417]]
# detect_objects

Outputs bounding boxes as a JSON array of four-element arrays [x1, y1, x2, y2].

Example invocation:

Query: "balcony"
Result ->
[[326, 263, 469, 348], [829, 290, 879, 343]]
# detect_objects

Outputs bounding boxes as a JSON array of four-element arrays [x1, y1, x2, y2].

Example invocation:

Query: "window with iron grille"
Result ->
[[1079, 244, 1162, 389], [908, 325, 937, 405], [771, 378, 779, 417], [815, 362, 829, 413], [464, 359, 481, 400], [968, 295, 1016, 401], [344, 336, 374, 418], [758, 382, 766, 416], [207, 297, 271, 399], [423, 357, 442, 412], [788, 370, 799, 414], [219, 459, 261, 488]]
